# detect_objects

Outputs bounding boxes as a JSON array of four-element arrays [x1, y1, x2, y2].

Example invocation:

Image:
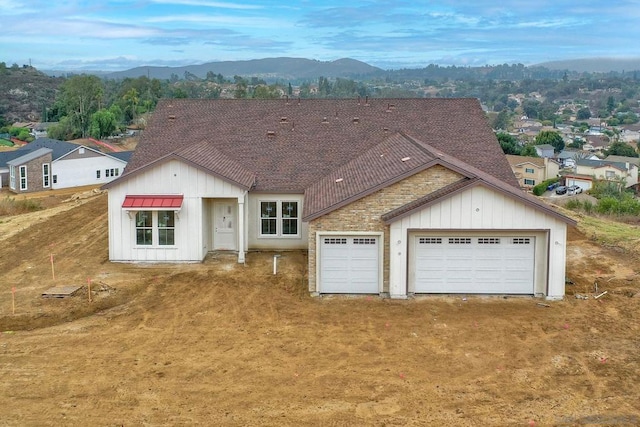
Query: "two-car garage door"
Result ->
[[318, 233, 535, 295], [412, 235, 535, 294]]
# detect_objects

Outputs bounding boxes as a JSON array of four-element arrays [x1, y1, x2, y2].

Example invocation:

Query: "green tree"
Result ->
[[535, 130, 565, 152], [576, 107, 591, 120], [492, 110, 510, 130], [60, 75, 104, 138], [89, 108, 117, 139], [252, 84, 281, 99], [521, 144, 539, 157], [496, 132, 520, 155], [122, 88, 139, 124], [606, 95, 616, 114], [47, 116, 78, 141], [605, 141, 638, 158]]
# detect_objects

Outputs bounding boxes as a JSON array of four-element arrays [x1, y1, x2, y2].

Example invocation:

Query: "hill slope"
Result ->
[[537, 57, 640, 73], [0, 66, 63, 122], [104, 57, 382, 80]]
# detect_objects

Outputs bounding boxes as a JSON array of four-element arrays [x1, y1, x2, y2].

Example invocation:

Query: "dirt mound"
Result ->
[[1, 194, 639, 425]]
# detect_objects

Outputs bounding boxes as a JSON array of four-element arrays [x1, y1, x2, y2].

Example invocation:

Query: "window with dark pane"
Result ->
[[261, 201, 277, 235], [282, 201, 298, 235], [158, 210, 175, 245], [135, 211, 153, 245]]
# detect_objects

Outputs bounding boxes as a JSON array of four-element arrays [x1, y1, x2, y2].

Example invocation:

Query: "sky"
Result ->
[[2, 0, 640, 72]]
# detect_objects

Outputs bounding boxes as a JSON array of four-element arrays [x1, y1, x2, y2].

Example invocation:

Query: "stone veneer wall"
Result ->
[[12, 153, 52, 194], [308, 165, 463, 293]]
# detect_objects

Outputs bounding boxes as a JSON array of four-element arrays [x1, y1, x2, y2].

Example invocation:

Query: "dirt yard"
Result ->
[[1, 191, 639, 426]]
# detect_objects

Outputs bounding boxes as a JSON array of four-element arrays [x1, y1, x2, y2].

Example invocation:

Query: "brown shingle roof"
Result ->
[[505, 154, 545, 168], [302, 132, 440, 220], [122, 98, 518, 192]]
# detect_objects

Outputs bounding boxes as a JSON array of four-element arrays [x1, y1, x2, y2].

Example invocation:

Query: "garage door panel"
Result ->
[[414, 235, 534, 294], [320, 235, 379, 294]]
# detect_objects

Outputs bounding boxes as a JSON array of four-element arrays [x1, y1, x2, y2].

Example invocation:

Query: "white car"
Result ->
[[567, 185, 583, 195]]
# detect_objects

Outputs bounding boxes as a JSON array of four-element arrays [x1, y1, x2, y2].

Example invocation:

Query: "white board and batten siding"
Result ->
[[388, 186, 567, 300], [52, 149, 127, 189], [108, 160, 246, 262], [316, 232, 384, 294]]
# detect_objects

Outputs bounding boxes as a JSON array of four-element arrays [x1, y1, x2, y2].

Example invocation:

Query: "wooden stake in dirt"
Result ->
[[594, 291, 608, 299], [50, 253, 55, 281], [87, 278, 92, 303], [11, 286, 16, 315]]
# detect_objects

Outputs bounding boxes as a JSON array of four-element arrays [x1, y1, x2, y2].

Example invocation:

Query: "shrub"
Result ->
[[0, 197, 42, 216], [532, 178, 559, 196], [564, 199, 581, 210]]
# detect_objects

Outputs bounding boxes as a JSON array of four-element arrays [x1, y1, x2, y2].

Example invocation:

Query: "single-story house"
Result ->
[[0, 138, 132, 193], [104, 98, 575, 300], [505, 155, 560, 188]]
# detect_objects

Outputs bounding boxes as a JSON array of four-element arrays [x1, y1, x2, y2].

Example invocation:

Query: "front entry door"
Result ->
[[213, 201, 237, 250]]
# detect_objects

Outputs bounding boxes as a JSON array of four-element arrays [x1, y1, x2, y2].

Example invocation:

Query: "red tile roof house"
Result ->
[[103, 98, 575, 300]]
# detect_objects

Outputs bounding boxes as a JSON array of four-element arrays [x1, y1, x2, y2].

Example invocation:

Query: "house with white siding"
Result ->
[[0, 138, 132, 193], [104, 98, 575, 300]]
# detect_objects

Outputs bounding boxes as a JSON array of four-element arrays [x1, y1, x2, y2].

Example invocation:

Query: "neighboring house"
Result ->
[[564, 159, 639, 191], [556, 149, 599, 168], [30, 122, 58, 139], [104, 98, 575, 300], [619, 128, 640, 143], [0, 138, 132, 193], [583, 135, 610, 152], [534, 144, 555, 158], [505, 155, 560, 188]]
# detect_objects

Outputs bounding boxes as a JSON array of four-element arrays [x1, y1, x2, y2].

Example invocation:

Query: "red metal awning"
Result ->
[[122, 195, 183, 210]]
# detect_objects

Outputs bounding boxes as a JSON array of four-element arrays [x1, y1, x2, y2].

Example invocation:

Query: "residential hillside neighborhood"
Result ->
[[1, 62, 640, 300], [2, 64, 640, 425]]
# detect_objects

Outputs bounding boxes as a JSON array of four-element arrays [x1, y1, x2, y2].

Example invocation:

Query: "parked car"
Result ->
[[547, 182, 560, 191], [555, 185, 568, 195], [567, 185, 583, 195]]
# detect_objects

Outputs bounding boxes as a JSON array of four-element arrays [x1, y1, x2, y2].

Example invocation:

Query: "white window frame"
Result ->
[[9, 165, 15, 189], [42, 163, 50, 188], [258, 200, 300, 238], [525, 167, 535, 174], [157, 210, 175, 246], [19, 165, 27, 191], [134, 211, 177, 247], [524, 178, 535, 186]]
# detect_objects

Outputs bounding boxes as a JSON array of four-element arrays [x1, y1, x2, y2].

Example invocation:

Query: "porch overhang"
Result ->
[[122, 195, 184, 211]]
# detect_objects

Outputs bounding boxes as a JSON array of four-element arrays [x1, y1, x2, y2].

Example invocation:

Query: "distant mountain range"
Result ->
[[101, 57, 382, 80], [41, 56, 640, 81], [536, 57, 640, 73]]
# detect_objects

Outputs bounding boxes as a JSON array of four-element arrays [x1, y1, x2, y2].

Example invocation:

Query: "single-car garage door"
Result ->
[[413, 235, 535, 294], [320, 236, 379, 294]]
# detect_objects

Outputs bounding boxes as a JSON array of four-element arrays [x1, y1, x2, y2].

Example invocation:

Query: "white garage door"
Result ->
[[413, 236, 534, 294], [320, 236, 379, 294]]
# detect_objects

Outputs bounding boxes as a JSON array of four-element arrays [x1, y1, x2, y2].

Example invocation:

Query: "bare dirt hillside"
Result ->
[[1, 192, 639, 426]]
